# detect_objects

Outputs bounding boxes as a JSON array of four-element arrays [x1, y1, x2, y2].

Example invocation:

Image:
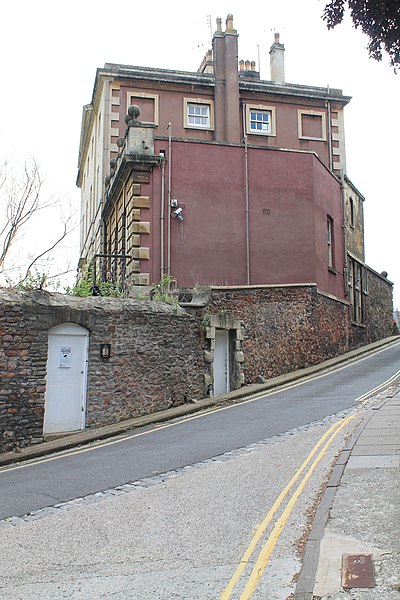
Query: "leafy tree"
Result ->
[[323, 0, 400, 69]]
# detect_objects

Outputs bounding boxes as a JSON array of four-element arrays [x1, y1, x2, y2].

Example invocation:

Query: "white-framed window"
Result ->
[[246, 104, 276, 136], [184, 98, 214, 130], [298, 110, 327, 141]]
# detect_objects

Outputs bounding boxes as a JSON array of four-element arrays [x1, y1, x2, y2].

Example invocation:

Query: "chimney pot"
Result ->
[[226, 14, 234, 32], [239, 59, 245, 71], [245, 60, 250, 70], [251, 60, 256, 71], [216, 17, 222, 32]]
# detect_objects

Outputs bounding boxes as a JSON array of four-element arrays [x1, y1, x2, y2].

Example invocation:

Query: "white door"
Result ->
[[213, 329, 230, 396], [43, 323, 89, 434]]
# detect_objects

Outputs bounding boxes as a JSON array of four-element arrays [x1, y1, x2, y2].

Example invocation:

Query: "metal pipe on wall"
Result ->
[[167, 123, 172, 285], [326, 85, 333, 172], [241, 103, 250, 285], [160, 160, 165, 280], [340, 173, 349, 296]]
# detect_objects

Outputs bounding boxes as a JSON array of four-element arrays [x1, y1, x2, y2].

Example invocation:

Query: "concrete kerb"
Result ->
[[293, 412, 374, 599], [293, 387, 400, 600], [0, 335, 398, 468]]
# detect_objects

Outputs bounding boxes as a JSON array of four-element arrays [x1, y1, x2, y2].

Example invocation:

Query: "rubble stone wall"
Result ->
[[199, 285, 350, 384], [0, 272, 393, 453], [348, 268, 394, 348], [0, 290, 204, 452]]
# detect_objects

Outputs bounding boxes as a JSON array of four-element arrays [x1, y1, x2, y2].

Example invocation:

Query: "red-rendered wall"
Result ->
[[150, 140, 344, 299]]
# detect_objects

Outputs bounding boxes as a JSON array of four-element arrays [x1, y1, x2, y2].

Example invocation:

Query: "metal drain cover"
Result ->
[[341, 553, 375, 589]]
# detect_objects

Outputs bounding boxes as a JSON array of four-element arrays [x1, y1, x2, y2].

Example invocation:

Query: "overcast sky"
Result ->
[[1, 0, 399, 306]]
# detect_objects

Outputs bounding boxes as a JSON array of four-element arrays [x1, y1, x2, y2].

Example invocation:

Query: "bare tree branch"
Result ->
[[0, 158, 77, 287]]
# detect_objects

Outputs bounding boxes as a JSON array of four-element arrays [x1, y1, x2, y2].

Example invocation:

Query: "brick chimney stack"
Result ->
[[269, 32, 285, 83], [212, 14, 240, 144]]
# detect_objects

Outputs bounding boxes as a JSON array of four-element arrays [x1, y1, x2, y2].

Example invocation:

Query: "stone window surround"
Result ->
[[203, 312, 245, 396], [127, 92, 159, 126], [246, 103, 277, 137], [298, 109, 327, 141], [183, 97, 215, 131]]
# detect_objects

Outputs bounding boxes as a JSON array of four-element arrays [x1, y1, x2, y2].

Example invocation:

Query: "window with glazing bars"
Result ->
[[187, 103, 210, 127], [249, 110, 271, 133]]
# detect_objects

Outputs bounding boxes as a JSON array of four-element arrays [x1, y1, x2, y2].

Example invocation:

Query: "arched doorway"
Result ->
[[43, 323, 89, 434]]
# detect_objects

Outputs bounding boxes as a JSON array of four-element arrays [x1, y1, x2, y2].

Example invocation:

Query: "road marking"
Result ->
[[355, 369, 400, 403], [240, 416, 355, 599], [219, 418, 347, 600], [237, 340, 400, 405], [221, 415, 356, 599], [1, 342, 399, 475]]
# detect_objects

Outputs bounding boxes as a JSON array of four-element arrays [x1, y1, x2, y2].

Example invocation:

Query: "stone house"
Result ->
[[2, 15, 393, 454], [77, 15, 359, 303]]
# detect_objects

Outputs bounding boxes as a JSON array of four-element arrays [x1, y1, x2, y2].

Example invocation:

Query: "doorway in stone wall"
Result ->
[[43, 323, 89, 435], [213, 329, 230, 395]]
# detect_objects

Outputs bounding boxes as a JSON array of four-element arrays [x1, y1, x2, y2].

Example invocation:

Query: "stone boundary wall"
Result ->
[[0, 272, 393, 453], [188, 276, 393, 388], [348, 267, 393, 348], [195, 286, 349, 385], [0, 290, 204, 453]]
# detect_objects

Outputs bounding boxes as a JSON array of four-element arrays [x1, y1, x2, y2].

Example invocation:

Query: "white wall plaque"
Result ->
[[59, 346, 72, 368]]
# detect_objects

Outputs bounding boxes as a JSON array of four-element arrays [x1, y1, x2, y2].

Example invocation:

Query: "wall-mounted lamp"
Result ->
[[100, 343, 111, 359]]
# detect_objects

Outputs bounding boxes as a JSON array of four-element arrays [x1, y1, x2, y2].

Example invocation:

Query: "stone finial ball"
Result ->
[[128, 105, 141, 120]]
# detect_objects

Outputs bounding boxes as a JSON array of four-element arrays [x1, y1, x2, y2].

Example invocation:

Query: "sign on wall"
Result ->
[[58, 346, 72, 368]]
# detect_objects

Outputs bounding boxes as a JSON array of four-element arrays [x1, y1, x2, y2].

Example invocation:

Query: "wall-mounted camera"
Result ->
[[170, 198, 178, 207], [174, 207, 184, 222]]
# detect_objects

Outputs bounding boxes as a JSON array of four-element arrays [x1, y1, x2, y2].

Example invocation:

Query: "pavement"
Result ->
[[294, 392, 400, 599], [1, 335, 400, 598]]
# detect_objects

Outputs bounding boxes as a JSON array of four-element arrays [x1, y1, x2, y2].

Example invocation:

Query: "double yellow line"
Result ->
[[220, 414, 356, 600], [355, 368, 400, 404]]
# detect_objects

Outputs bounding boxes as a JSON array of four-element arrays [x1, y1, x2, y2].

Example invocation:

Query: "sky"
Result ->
[[0, 0, 399, 305]]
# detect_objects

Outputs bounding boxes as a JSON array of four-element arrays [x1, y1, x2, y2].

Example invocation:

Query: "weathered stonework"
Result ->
[[189, 278, 393, 386], [348, 267, 393, 348], [0, 270, 393, 453], [202, 313, 245, 395], [0, 290, 204, 453], [202, 285, 350, 383]]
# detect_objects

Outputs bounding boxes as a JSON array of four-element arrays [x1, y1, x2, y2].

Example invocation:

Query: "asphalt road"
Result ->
[[1, 341, 399, 520]]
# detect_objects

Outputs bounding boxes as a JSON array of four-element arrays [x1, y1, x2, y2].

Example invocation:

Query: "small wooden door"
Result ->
[[43, 323, 89, 434]]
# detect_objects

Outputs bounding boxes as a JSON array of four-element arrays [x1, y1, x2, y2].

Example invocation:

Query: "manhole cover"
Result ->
[[341, 553, 375, 589]]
